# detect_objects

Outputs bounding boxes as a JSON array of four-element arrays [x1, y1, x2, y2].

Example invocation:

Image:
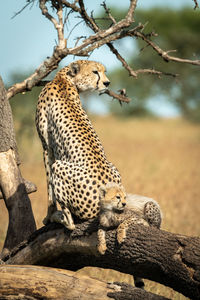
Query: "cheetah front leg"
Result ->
[[50, 209, 75, 230], [49, 160, 75, 230], [62, 207, 75, 230]]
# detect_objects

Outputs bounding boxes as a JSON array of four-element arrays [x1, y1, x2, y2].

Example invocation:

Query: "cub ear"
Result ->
[[67, 62, 80, 77], [99, 186, 106, 199]]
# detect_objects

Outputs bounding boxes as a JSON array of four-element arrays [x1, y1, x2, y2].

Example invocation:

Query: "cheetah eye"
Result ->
[[93, 70, 99, 75], [116, 195, 121, 201]]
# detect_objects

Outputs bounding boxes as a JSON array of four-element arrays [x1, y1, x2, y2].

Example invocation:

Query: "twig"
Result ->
[[135, 68, 178, 78], [135, 31, 200, 66], [106, 43, 137, 77], [101, 89, 131, 103], [36, 80, 130, 104], [193, 0, 199, 9], [11, 1, 35, 19], [101, 1, 117, 25]]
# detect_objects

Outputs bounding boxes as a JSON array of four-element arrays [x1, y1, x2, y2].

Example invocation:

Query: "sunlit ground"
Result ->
[[0, 116, 199, 299]]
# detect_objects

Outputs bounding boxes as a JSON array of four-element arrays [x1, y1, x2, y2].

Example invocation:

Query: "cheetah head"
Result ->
[[99, 182, 126, 212], [67, 60, 110, 93]]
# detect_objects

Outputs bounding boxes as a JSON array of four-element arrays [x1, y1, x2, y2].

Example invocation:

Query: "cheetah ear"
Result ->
[[68, 62, 80, 77]]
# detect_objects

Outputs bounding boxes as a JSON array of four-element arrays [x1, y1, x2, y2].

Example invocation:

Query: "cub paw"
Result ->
[[97, 243, 107, 255], [117, 229, 126, 244]]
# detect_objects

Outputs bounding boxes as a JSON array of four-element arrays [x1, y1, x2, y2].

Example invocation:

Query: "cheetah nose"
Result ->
[[122, 202, 126, 207], [103, 81, 110, 87]]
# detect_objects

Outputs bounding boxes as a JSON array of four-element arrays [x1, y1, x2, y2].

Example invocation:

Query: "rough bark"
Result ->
[[0, 265, 170, 300], [0, 77, 19, 164], [0, 77, 36, 257], [0, 178, 37, 200], [2, 220, 200, 299]]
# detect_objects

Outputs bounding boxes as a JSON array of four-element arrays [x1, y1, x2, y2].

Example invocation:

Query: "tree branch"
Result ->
[[0, 178, 37, 200], [135, 31, 200, 66], [39, 0, 66, 49], [0, 265, 170, 300], [7, 0, 68, 100], [6, 0, 138, 100], [6, 0, 200, 101], [3, 221, 200, 299]]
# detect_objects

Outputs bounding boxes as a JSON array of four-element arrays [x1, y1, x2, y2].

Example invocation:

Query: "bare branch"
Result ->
[[135, 68, 178, 78], [7, 0, 138, 99], [69, 24, 144, 56], [11, 1, 33, 19], [7, 0, 68, 100], [101, 89, 131, 103], [135, 31, 200, 66], [7, 0, 199, 100], [62, 0, 81, 14], [39, 0, 66, 49], [106, 43, 137, 77], [101, 1, 117, 25], [7, 51, 67, 100]]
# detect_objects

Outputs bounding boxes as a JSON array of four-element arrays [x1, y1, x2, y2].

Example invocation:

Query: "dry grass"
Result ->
[[1, 116, 200, 299]]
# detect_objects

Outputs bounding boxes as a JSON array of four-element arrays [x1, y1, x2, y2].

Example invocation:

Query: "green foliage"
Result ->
[[106, 8, 200, 121]]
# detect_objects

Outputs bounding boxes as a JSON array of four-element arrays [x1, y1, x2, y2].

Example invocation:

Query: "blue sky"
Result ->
[[1, 0, 195, 116]]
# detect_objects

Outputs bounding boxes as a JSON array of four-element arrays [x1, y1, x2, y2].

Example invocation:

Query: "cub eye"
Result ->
[[93, 70, 98, 75], [116, 195, 121, 201]]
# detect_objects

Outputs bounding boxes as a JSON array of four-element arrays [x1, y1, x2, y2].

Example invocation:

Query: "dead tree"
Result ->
[[1, 221, 200, 299], [0, 0, 200, 299], [0, 78, 36, 258]]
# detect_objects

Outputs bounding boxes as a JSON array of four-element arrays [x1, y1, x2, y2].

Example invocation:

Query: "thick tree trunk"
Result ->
[[3, 220, 200, 300], [0, 265, 170, 300], [0, 77, 36, 258], [0, 78, 19, 162]]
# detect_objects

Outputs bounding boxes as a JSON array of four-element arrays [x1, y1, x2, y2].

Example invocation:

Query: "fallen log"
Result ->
[[0, 265, 170, 300], [2, 220, 200, 299]]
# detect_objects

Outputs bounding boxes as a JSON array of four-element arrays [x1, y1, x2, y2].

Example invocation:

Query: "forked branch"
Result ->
[[6, 0, 200, 101]]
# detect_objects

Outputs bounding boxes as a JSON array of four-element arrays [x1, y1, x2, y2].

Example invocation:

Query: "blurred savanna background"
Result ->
[[1, 0, 200, 299]]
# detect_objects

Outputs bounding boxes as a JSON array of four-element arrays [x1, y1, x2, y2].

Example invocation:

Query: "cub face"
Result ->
[[99, 183, 126, 212], [68, 60, 110, 92]]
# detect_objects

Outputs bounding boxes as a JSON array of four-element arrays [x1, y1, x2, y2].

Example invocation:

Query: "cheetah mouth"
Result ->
[[98, 88, 108, 95], [114, 207, 125, 213]]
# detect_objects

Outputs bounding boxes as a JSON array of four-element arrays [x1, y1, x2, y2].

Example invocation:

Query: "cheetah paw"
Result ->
[[43, 216, 51, 226], [50, 210, 75, 230]]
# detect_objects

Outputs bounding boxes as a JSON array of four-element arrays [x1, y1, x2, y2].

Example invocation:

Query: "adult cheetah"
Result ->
[[36, 60, 121, 229]]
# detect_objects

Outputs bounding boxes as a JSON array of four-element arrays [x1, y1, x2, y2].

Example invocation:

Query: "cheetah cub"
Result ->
[[97, 182, 162, 255], [97, 183, 162, 289]]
